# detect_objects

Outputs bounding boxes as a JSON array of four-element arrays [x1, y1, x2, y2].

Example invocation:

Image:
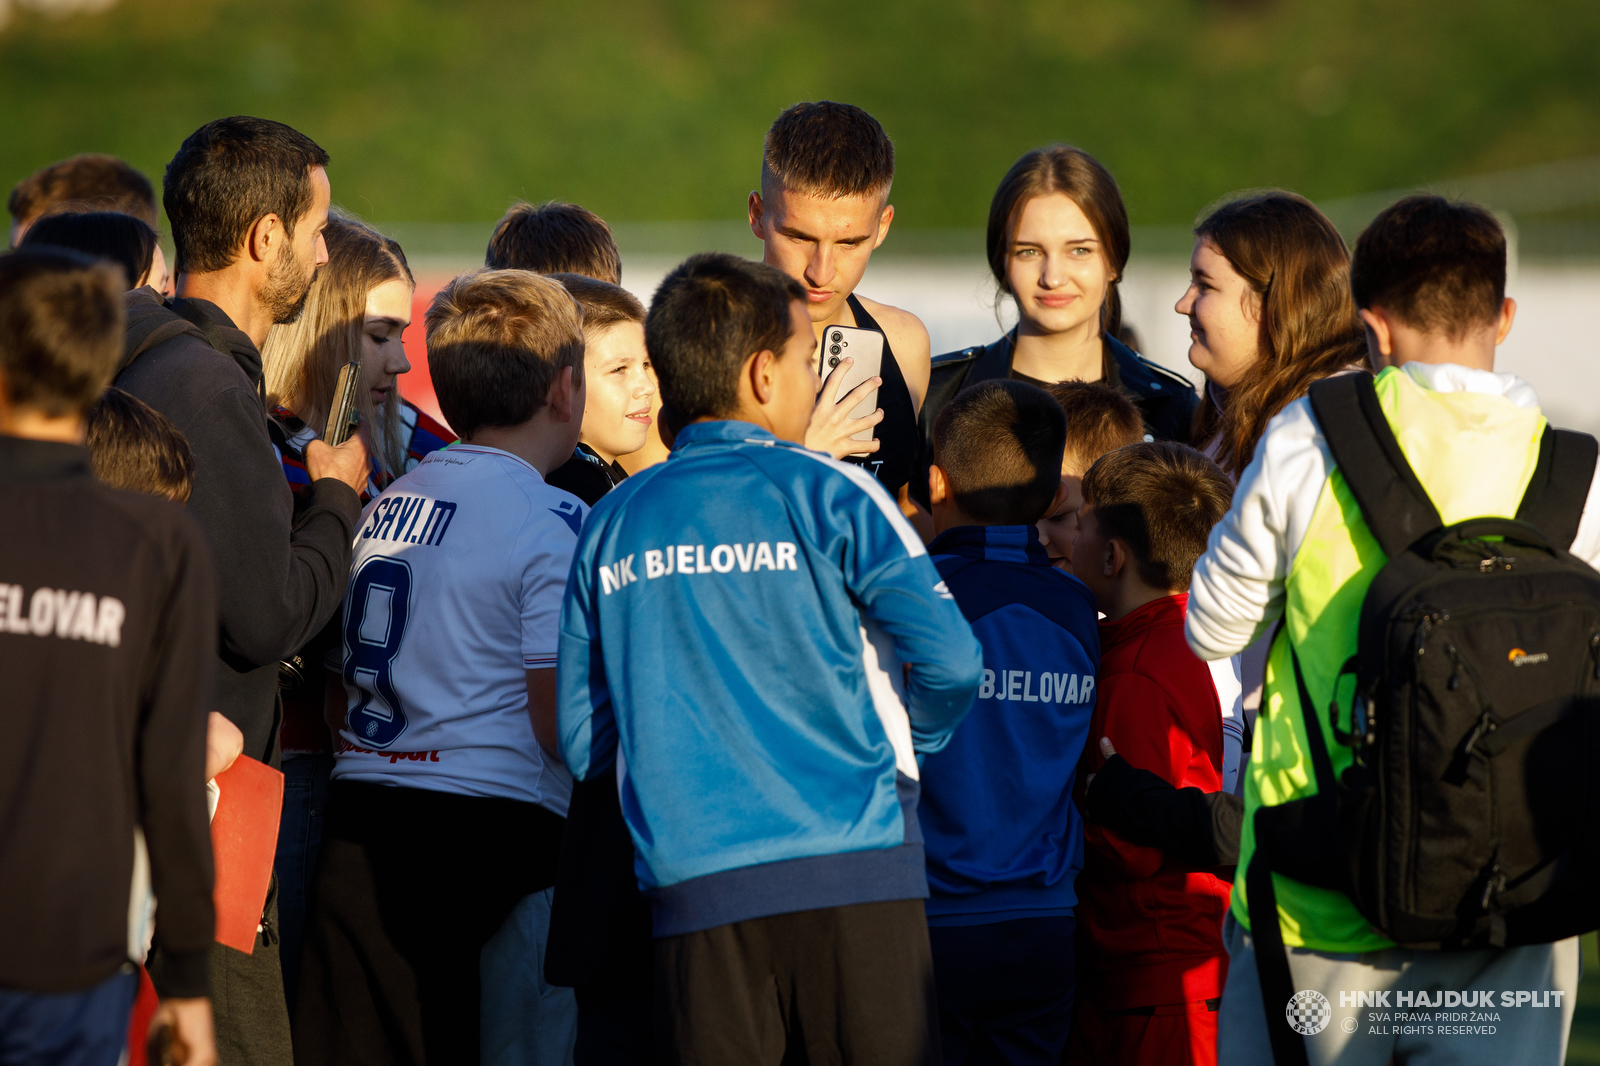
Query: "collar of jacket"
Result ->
[[939, 330, 1172, 395], [575, 441, 629, 484], [0, 436, 92, 482], [172, 297, 263, 387], [671, 420, 812, 453], [1099, 591, 1189, 646], [928, 523, 1053, 566]]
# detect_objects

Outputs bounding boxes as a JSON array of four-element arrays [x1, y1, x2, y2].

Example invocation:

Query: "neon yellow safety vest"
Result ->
[[1232, 366, 1548, 953]]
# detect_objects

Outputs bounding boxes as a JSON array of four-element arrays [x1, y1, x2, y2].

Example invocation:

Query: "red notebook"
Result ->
[[210, 755, 284, 954]]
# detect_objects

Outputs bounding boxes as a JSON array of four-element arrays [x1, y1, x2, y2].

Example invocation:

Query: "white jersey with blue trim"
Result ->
[[334, 443, 582, 814]]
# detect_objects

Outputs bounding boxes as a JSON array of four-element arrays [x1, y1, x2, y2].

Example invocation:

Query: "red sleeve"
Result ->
[[1081, 672, 1202, 881]]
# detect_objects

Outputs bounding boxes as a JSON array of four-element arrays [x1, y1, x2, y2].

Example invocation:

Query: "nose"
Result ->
[[1175, 284, 1197, 316], [315, 233, 330, 267], [805, 244, 834, 289]]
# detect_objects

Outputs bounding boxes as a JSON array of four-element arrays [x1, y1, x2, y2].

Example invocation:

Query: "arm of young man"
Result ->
[[1085, 746, 1243, 867], [140, 513, 220, 1010], [557, 546, 615, 781], [184, 386, 362, 679], [835, 474, 982, 753]]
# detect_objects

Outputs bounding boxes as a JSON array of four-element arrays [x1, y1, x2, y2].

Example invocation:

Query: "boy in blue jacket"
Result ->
[[558, 252, 984, 1066], [920, 379, 1102, 1065]]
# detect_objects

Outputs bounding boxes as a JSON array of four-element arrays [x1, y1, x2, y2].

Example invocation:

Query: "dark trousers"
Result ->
[[655, 899, 941, 1066], [273, 752, 333, 1014], [292, 780, 564, 1066], [927, 916, 1076, 1066], [0, 967, 138, 1066]]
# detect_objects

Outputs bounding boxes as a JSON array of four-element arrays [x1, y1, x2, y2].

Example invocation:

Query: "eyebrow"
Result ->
[[776, 223, 873, 244], [1014, 237, 1100, 248], [365, 316, 406, 330]]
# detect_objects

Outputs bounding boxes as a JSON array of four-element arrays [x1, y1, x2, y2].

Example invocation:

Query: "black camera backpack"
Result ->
[[1248, 372, 1600, 1066]]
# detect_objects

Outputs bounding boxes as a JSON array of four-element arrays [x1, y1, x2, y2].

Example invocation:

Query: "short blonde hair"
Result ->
[[425, 269, 584, 438]]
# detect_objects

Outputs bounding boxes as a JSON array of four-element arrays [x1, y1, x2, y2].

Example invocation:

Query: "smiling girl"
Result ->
[[913, 148, 1198, 527], [1175, 191, 1366, 481]]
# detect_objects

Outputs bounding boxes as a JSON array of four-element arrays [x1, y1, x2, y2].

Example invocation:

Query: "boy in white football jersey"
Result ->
[[294, 270, 587, 1066]]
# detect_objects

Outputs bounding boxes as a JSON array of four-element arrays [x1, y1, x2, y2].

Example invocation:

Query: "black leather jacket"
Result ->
[[911, 332, 1199, 508]]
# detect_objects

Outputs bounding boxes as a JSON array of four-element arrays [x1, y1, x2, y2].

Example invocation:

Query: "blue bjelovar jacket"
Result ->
[[919, 525, 1100, 925], [558, 421, 984, 937]]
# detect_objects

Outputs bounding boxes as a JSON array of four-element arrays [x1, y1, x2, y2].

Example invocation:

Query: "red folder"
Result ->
[[209, 755, 284, 954]]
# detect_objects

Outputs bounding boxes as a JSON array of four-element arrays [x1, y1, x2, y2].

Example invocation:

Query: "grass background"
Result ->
[[3, 0, 1599, 233]]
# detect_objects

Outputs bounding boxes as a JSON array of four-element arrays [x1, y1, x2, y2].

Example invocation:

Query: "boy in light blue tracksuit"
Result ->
[[558, 253, 984, 1066], [918, 380, 1101, 1065]]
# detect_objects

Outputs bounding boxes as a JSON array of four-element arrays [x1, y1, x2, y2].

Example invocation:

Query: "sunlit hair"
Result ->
[[762, 101, 894, 203], [987, 145, 1130, 337], [1189, 190, 1366, 479], [262, 212, 414, 475]]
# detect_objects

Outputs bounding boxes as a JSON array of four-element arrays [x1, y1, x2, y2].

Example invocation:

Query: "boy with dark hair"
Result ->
[[1190, 194, 1597, 1063], [114, 117, 368, 1061], [560, 251, 982, 1066], [918, 379, 1099, 1064], [1066, 441, 1235, 1066], [486, 200, 623, 284], [86, 386, 195, 501], [1036, 380, 1145, 568], [750, 101, 933, 502], [7, 152, 158, 245], [0, 248, 216, 1066], [295, 269, 586, 1065]]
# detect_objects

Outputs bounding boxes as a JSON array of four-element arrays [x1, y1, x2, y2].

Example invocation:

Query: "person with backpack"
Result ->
[[113, 116, 369, 1064], [1186, 195, 1598, 1065]]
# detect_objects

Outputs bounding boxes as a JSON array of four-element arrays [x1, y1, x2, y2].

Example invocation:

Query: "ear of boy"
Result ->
[[710, 299, 818, 444], [1359, 298, 1515, 374], [1071, 505, 1180, 622], [462, 364, 586, 478]]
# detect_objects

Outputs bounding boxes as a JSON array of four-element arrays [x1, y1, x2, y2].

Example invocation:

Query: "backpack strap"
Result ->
[[1247, 634, 1338, 1066], [1307, 374, 1442, 558], [1515, 427, 1598, 549]]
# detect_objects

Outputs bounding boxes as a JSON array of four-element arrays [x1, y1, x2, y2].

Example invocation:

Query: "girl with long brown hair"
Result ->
[[917, 146, 1198, 473], [258, 213, 456, 1012], [1177, 191, 1367, 479]]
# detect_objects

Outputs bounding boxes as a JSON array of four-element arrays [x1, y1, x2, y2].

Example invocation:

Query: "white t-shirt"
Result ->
[[332, 444, 582, 814]]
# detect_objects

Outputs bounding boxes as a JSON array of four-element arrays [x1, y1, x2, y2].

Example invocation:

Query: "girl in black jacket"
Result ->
[[913, 146, 1197, 508]]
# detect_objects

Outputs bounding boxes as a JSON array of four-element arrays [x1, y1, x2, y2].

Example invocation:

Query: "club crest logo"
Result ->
[[1286, 990, 1331, 1036]]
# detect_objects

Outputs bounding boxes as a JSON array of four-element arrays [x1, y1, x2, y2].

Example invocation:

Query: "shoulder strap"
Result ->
[[1307, 374, 1442, 557], [1515, 427, 1598, 549]]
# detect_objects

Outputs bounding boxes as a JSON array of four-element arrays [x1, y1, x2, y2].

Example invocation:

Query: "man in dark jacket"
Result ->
[[114, 116, 368, 1066], [0, 248, 217, 1066]]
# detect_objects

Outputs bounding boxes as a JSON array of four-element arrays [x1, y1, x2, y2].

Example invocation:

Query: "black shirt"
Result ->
[[545, 443, 628, 507], [912, 331, 1200, 509], [116, 290, 362, 767], [839, 295, 919, 499], [0, 438, 217, 998]]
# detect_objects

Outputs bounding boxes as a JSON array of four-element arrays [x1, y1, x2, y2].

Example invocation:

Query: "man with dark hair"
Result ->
[[561, 251, 983, 1065], [749, 100, 934, 506], [113, 116, 369, 1065], [7, 152, 159, 246], [918, 378, 1098, 1064], [485, 201, 623, 283], [0, 248, 217, 1066], [1189, 194, 1598, 1062]]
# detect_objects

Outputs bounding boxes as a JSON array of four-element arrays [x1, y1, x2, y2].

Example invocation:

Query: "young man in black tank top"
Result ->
[[749, 101, 931, 510]]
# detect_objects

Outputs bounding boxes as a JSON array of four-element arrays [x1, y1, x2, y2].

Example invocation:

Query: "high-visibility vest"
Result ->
[[1233, 366, 1548, 953]]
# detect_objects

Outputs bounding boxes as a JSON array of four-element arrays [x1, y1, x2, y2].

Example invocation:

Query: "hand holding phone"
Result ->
[[807, 325, 885, 459]]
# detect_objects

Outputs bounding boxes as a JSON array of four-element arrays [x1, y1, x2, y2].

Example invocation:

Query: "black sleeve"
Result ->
[[140, 515, 220, 999], [1083, 754, 1242, 867], [185, 386, 361, 671]]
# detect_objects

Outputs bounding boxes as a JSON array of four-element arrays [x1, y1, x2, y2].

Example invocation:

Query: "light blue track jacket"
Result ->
[[558, 421, 984, 937]]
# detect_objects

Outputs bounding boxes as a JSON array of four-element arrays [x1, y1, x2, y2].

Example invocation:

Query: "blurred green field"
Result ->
[[1570, 935, 1600, 1064], [3, 0, 1598, 230]]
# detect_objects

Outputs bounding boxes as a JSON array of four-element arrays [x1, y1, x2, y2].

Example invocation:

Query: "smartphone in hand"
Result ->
[[816, 324, 884, 447]]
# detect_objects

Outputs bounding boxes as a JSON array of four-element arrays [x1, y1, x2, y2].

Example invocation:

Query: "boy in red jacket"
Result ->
[[1067, 441, 1235, 1066]]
